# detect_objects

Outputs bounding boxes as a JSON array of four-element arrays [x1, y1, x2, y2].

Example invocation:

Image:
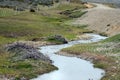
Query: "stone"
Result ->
[[5, 42, 52, 63], [107, 24, 111, 26], [30, 9, 35, 12], [48, 35, 68, 44]]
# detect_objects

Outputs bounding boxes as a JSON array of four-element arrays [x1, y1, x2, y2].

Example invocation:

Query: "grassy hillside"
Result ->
[[0, 3, 87, 79], [62, 34, 120, 80], [0, 3, 88, 44]]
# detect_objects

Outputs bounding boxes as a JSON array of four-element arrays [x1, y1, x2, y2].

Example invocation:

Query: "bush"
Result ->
[[69, 11, 87, 18]]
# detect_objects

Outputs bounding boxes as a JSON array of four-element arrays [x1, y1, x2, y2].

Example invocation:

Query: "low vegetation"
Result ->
[[0, 8, 22, 17], [0, 3, 88, 43], [102, 34, 120, 42], [62, 34, 120, 80], [54, 3, 86, 10], [0, 53, 57, 79], [60, 8, 87, 18], [0, 2, 87, 79], [47, 35, 68, 44]]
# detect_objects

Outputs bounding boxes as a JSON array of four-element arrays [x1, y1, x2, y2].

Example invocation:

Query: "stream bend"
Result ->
[[32, 34, 107, 80]]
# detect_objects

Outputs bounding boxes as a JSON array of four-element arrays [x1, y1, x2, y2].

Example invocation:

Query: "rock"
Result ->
[[5, 42, 52, 63], [107, 24, 111, 26], [59, 10, 72, 15], [54, 35, 68, 43], [31, 37, 45, 41], [59, 7, 79, 15], [31, 38, 40, 41], [30, 9, 35, 12], [48, 35, 68, 44]]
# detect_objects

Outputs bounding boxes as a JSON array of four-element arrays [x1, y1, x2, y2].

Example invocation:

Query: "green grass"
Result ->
[[53, 3, 86, 10], [0, 4, 88, 44], [0, 11, 89, 43], [0, 3, 88, 79], [69, 10, 87, 18], [102, 34, 120, 42], [0, 36, 16, 45], [0, 53, 57, 79]]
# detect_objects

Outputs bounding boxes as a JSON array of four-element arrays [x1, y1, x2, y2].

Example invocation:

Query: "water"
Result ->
[[32, 34, 107, 80]]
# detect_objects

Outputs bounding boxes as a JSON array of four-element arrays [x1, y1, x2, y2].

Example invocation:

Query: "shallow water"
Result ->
[[32, 34, 107, 80]]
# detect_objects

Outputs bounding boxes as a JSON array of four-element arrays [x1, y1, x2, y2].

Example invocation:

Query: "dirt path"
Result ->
[[73, 3, 120, 36]]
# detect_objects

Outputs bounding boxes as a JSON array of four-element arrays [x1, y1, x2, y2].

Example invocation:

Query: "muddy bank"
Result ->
[[57, 42, 120, 80], [56, 51, 113, 80], [57, 51, 106, 65]]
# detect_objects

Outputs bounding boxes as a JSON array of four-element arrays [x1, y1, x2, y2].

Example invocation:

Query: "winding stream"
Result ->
[[32, 34, 107, 80]]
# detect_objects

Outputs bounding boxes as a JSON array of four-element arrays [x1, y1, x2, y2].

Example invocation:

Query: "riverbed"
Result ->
[[32, 34, 107, 80]]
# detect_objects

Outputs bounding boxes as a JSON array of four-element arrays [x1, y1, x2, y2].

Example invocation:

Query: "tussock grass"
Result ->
[[62, 34, 120, 80], [0, 53, 57, 79]]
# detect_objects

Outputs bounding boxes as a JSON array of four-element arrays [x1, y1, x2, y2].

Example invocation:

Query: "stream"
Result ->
[[32, 34, 107, 80]]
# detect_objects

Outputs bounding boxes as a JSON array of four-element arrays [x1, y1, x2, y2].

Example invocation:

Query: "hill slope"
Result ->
[[73, 3, 120, 36]]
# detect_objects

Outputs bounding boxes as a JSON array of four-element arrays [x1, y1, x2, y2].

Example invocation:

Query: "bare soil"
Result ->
[[73, 3, 120, 36]]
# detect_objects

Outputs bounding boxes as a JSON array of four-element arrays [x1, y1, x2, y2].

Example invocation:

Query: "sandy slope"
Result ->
[[73, 3, 120, 36]]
